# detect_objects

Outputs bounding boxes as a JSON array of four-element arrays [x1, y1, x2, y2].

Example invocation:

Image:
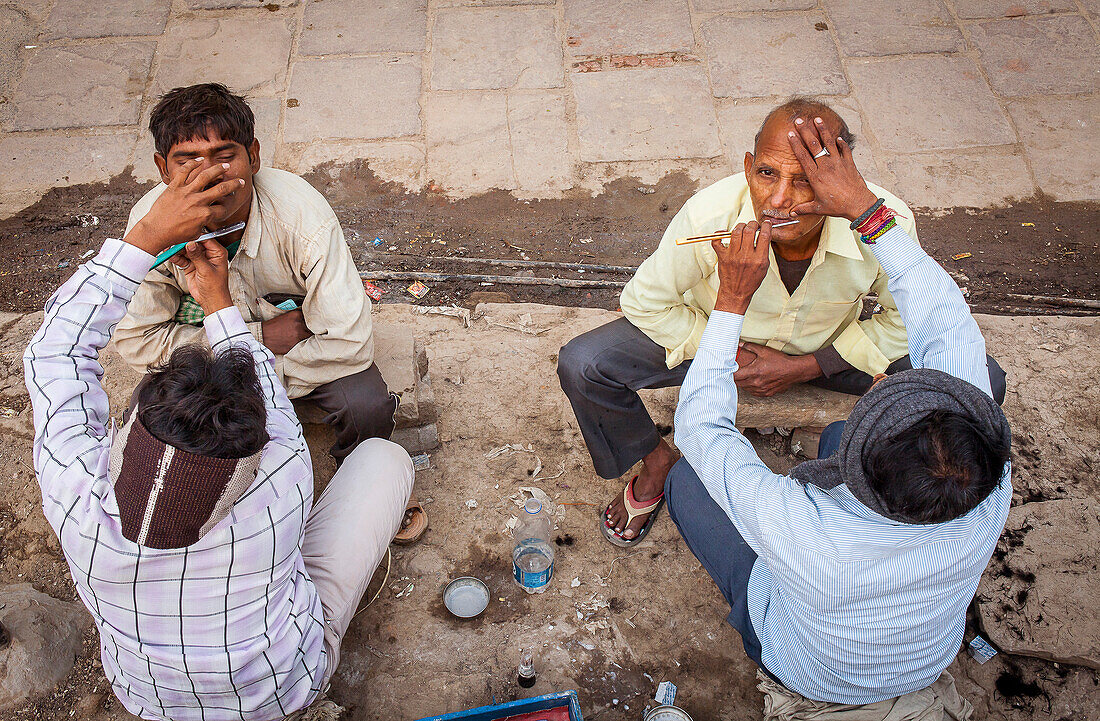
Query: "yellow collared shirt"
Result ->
[[620, 173, 918, 375]]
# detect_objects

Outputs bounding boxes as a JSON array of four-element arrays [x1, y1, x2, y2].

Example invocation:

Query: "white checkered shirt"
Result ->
[[24, 238, 328, 720]]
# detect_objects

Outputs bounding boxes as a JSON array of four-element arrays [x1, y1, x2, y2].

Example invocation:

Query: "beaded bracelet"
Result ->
[[849, 199, 884, 230], [855, 205, 898, 244]]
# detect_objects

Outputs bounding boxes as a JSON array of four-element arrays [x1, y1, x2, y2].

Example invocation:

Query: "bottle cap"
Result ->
[[524, 498, 542, 515]]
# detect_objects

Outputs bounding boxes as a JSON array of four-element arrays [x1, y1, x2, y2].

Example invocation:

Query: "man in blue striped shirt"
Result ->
[[669, 115, 1011, 708]]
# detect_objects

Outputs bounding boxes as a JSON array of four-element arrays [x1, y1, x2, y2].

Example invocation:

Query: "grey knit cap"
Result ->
[[789, 368, 1010, 524]]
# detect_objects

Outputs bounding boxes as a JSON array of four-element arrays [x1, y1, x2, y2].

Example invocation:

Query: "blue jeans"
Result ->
[[664, 426, 846, 682], [665, 457, 780, 681], [818, 420, 845, 459]]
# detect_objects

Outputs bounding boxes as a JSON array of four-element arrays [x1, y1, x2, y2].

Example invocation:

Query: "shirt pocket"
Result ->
[[800, 297, 862, 338], [256, 296, 289, 322]]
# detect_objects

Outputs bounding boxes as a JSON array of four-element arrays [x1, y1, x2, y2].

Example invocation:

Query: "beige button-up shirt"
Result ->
[[620, 173, 918, 375], [114, 167, 374, 399]]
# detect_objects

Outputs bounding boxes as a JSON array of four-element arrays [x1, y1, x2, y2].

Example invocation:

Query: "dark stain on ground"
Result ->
[[2, 165, 1098, 316], [427, 542, 529, 630], [996, 669, 1045, 699], [554, 533, 575, 546], [563, 644, 652, 715]]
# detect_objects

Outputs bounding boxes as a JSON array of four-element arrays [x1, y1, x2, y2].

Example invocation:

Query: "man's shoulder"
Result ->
[[254, 167, 338, 231]]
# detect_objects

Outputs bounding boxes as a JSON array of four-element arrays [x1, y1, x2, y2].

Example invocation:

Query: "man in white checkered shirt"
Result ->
[[24, 158, 413, 720]]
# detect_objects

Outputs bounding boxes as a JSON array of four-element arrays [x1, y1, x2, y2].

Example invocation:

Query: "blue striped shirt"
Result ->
[[673, 223, 1011, 704]]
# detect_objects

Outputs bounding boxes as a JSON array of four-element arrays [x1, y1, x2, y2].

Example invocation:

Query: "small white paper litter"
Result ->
[[571, 577, 581, 588], [464, 499, 479, 509], [416, 304, 471, 328]]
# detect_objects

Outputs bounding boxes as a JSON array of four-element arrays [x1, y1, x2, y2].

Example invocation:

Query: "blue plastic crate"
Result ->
[[415, 690, 583, 721]]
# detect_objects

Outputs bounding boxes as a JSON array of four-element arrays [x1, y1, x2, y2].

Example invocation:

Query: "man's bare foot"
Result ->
[[605, 439, 679, 540]]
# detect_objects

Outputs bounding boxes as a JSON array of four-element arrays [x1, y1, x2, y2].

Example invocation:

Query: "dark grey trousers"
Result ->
[[557, 317, 1008, 480], [301, 365, 398, 462]]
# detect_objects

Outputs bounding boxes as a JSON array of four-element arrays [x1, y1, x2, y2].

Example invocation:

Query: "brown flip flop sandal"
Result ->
[[393, 496, 428, 546]]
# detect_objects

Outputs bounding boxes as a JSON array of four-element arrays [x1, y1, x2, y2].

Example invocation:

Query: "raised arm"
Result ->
[[674, 221, 785, 551], [786, 116, 992, 396], [25, 159, 244, 501]]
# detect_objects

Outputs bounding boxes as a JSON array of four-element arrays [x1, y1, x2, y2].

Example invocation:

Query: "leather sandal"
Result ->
[[393, 496, 428, 546]]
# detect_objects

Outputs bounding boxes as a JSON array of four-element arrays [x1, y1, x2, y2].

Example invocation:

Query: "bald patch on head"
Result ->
[[754, 97, 854, 154]]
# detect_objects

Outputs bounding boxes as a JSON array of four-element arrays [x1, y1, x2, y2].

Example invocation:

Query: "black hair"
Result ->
[[754, 96, 855, 151], [864, 410, 1011, 524], [149, 83, 255, 159], [138, 344, 268, 459]]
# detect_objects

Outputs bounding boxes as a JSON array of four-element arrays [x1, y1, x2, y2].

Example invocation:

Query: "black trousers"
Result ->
[[301, 365, 398, 462], [557, 318, 1008, 480]]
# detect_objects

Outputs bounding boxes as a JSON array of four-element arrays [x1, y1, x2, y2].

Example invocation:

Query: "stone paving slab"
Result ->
[[823, 0, 964, 56], [1008, 96, 1100, 202], [299, 0, 426, 55], [573, 66, 723, 162], [154, 14, 294, 98], [42, 0, 171, 39], [508, 90, 574, 195], [969, 15, 1100, 97], [564, 0, 694, 56], [951, 0, 1076, 18], [3, 0, 1100, 214], [425, 91, 515, 193], [882, 146, 1037, 208], [7, 43, 153, 131], [432, 6, 562, 90], [185, 0, 300, 7], [847, 55, 1015, 152], [702, 14, 848, 98], [0, 133, 134, 216], [284, 56, 422, 142], [693, 0, 816, 9]]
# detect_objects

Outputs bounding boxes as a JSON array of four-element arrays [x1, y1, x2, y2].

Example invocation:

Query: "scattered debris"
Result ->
[[464, 499, 479, 509], [407, 281, 430, 299], [363, 281, 385, 301], [969, 636, 998, 664], [636, 186, 656, 195], [571, 577, 581, 588], [483, 312, 549, 336], [1021, 222, 1035, 227], [373, 237, 384, 247], [57, 260, 69, 269], [394, 582, 414, 598], [80, 249, 95, 259], [416, 304, 472, 328], [952, 252, 972, 260], [411, 453, 430, 471], [578, 238, 593, 244], [75, 214, 99, 227]]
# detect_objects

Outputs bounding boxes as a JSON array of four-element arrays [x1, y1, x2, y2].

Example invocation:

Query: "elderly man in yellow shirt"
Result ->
[[557, 98, 1006, 547]]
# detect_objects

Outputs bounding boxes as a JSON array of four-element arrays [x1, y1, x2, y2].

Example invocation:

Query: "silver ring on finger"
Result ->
[[813, 148, 829, 159]]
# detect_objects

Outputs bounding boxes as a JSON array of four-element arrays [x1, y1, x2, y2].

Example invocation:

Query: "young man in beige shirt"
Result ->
[[116, 85, 400, 467], [557, 98, 1006, 547]]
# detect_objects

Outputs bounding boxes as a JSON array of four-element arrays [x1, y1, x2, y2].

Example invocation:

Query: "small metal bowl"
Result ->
[[443, 577, 489, 618]]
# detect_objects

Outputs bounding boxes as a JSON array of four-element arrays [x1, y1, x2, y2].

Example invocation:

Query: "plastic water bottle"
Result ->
[[512, 498, 554, 593]]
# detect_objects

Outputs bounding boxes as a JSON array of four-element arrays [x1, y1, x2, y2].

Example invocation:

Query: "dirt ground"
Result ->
[[1, 300, 1098, 721], [1, 164, 1098, 316], [0, 167, 1098, 720]]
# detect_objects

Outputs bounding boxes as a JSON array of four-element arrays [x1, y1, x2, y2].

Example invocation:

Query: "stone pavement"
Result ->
[[1, 0, 1098, 217]]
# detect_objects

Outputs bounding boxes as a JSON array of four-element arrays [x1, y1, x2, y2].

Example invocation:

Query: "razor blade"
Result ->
[[151, 221, 247, 269]]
